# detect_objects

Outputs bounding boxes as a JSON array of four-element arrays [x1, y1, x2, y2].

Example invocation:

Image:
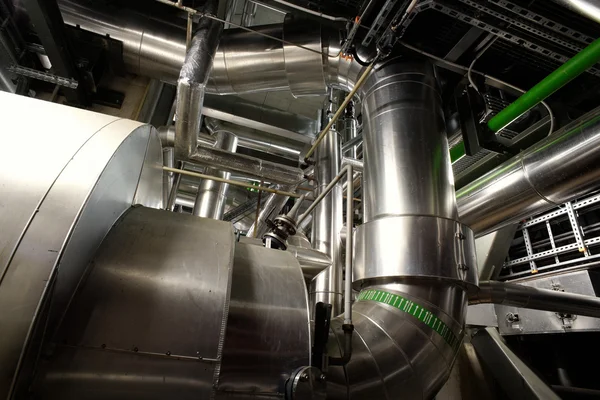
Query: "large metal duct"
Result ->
[[31, 207, 311, 399], [57, 1, 363, 94], [327, 60, 477, 400], [0, 92, 163, 399], [457, 110, 600, 236], [0, 92, 311, 399], [193, 130, 238, 219]]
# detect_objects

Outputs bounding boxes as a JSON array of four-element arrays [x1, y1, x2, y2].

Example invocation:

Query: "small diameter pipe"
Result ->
[[253, 180, 265, 237], [305, 62, 377, 160], [488, 37, 600, 133], [297, 165, 351, 224], [344, 164, 354, 325], [469, 281, 600, 319], [163, 166, 300, 197]]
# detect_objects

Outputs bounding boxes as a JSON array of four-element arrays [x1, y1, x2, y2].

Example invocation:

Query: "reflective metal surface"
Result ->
[[326, 60, 475, 400], [33, 207, 236, 399], [457, 111, 600, 236], [133, 128, 164, 209], [472, 271, 600, 331], [190, 145, 304, 184], [354, 216, 478, 290], [246, 185, 292, 237], [204, 95, 317, 142], [217, 243, 311, 396], [206, 117, 304, 161], [59, 0, 186, 82], [329, 282, 469, 400], [193, 131, 238, 219], [471, 327, 561, 400], [287, 246, 332, 282], [0, 92, 156, 399], [282, 15, 327, 96], [162, 147, 175, 207], [58, 1, 365, 95], [361, 60, 457, 222], [175, 2, 222, 163], [550, 0, 600, 24], [310, 107, 343, 315]]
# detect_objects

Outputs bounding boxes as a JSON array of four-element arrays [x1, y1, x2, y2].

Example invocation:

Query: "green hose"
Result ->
[[487, 37, 600, 133]]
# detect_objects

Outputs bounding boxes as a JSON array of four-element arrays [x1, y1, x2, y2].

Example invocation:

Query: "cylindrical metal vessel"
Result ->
[[457, 112, 600, 236], [327, 60, 477, 400], [0, 92, 162, 399], [30, 207, 311, 399], [193, 131, 238, 219]]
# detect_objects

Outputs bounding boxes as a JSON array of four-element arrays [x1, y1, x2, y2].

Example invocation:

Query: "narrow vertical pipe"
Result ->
[[193, 131, 238, 219], [343, 164, 353, 325], [310, 92, 343, 316], [162, 147, 175, 206]]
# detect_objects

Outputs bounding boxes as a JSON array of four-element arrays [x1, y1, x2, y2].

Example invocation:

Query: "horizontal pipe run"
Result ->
[[550, 0, 600, 25], [189, 145, 304, 185], [470, 281, 600, 319], [457, 110, 600, 236], [488, 38, 600, 133], [341, 156, 363, 173], [163, 166, 300, 197]]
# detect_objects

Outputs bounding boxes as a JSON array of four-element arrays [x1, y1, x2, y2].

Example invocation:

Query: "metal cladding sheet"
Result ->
[[354, 216, 478, 289], [217, 242, 311, 396], [190, 145, 304, 184], [0, 92, 156, 399], [34, 207, 236, 399]]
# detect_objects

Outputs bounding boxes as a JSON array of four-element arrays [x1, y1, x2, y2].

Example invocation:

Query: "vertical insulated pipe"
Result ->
[[310, 93, 344, 316], [174, 0, 223, 161], [193, 131, 238, 219], [326, 60, 477, 400]]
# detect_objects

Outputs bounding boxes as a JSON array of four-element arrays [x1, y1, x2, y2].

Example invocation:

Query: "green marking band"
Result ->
[[357, 289, 461, 351]]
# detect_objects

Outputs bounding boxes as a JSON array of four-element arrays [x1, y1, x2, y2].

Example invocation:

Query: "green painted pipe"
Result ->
[[488, 37, 600, 133]]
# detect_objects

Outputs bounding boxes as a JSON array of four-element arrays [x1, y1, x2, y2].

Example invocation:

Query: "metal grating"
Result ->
[[501, 192, 600, 280]]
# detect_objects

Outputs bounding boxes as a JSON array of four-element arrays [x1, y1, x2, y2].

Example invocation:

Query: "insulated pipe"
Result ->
[[487, 37, 600, 132], [174, 0, 222, 160], [246, 185, 292, 238], [58, 1, 364, 93], [550, 0, 600, 25], [470, 281, 600, 319], [327, 60, 477, 400], [159, 123, 304, 162], [457, 111, 600, 236], [205, 118, 303, 161], [310, 93, 344, 316], [189, 146, 304, 184], [193, 131, 238, 219]]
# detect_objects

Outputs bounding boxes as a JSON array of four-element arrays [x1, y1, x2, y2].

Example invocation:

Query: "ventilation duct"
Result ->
[[326, 59, 478, 399], [457, 111, 600, 236]]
